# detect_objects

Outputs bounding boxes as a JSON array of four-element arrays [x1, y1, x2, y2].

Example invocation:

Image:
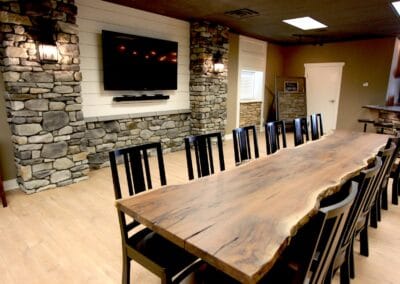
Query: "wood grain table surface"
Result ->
[[116, 130, 389, 283]]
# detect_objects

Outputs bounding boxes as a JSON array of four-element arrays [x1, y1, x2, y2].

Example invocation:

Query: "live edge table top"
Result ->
[[116, 130, 388, 283]]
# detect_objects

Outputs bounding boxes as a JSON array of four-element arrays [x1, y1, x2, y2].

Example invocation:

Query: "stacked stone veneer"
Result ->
[[190, 22, 229, 135], [277, 92, 307, 122], [0, 0, 88, 193], [85, 111, 191, 169], [239, 102, 262, 129]]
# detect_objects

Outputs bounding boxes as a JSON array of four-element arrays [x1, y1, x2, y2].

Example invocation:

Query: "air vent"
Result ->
[[224, 8, 259, 19]]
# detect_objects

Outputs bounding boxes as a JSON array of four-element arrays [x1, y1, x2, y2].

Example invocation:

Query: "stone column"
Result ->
[[189, 21, 229, 135], [0, 0, 88, 193]]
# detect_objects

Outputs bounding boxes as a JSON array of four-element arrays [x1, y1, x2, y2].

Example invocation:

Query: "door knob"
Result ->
[[329, 100, 335, 103]]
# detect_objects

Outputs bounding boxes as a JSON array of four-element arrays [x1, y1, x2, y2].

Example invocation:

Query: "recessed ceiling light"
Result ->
[[283, 16, 327, 30], [392, 1, 400, 16]]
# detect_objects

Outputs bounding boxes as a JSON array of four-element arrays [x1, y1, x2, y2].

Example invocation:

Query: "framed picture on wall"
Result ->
[[284, 81, 299, 93]]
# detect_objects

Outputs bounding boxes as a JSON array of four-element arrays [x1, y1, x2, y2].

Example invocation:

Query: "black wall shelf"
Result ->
[[113, 94, 169, 102]]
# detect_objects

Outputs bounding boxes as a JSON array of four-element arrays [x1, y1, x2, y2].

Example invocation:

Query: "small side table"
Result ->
[[0, 174, 7, 207]]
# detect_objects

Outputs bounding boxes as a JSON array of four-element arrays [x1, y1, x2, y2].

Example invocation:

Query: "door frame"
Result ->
[[304, 62, 345, 130]]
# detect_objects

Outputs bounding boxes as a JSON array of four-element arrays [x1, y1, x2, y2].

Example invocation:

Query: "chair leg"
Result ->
[[360, 226, 369, 257], [323, 266, 333, 284], [349, 238, 355, 279], [382, 186, 388, 210], [393, 179, 399, 205], [392, 168, 400, 205], [376, 196, 381, 222], [340, 256, 350, 284], [161, 274, 172, 284], [370, 204, 378, 228], [122, 255, 131, 284]]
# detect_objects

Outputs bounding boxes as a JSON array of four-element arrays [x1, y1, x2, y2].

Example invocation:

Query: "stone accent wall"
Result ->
[[239, 101, 262, 129], [85, 111, 191, 169], [189, 21, 228, 135], [277, 92, 307, 122], [0, 0, 87, 193]]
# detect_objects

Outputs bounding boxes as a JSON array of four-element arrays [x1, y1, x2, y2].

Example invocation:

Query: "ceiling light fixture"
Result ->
[[392, 1, 400, 16], [283, 16, 327, 30]]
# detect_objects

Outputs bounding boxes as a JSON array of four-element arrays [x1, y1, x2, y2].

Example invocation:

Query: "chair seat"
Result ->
[[129, 228, 198, 276]]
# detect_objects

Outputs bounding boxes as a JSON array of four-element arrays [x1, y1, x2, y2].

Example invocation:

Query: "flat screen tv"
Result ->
[[102, 30, 178, 91]]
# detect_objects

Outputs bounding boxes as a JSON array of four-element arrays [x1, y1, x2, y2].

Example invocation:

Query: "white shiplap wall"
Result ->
[[76, 0, 190, 118], [236, 36, 267, 128]]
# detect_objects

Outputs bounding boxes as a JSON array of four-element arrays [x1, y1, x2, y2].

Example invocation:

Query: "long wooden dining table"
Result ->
[[116, 130, 389, 283]]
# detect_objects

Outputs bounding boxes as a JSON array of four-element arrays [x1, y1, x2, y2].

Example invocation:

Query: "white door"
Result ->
[[304, 62, 345, 132]]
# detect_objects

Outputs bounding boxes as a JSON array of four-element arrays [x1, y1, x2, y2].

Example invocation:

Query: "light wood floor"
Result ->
[[1, 133, 400, 283]]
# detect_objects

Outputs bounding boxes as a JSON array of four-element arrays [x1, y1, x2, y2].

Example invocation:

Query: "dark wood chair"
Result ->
[[184, 132, 225, 180], [379, 137, 400, 210], [293, 117, 309, 146], [260, 181, 357, 284], [109, 143, 200, 284], [310, 113, 324, 140], [0, 173, 7, 207], [264, 120, 287, 154], [302, 184, 357, 284], [371, 138, 399, 227], [200, 183, 357, 284], [232, 125, 259, 165], [327, 157, 382, 284]]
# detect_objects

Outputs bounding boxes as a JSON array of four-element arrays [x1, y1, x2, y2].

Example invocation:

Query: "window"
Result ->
[[239, 70, 263, 101]]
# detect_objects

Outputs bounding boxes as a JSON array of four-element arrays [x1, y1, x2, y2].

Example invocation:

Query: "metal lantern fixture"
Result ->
[[213, 51, 224, 73], [35, 18, 59, 63], [38, 43, 58, 63]]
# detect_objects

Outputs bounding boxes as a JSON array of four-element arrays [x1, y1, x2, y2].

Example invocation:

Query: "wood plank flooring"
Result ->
[[1, 133, 399, 283]]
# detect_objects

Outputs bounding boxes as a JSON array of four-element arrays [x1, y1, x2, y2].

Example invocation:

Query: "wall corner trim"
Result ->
[[4, 179, 18, 191]]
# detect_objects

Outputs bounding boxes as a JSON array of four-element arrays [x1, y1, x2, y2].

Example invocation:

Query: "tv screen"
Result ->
[[102, 30, 178, 91]]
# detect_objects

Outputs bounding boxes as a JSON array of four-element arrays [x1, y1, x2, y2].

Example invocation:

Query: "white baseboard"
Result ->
[[3, 179, 18, 191]]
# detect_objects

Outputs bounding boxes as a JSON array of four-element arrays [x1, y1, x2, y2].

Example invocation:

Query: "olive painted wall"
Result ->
[[264, 43, 284, 122], [280, 37, 395, 131]]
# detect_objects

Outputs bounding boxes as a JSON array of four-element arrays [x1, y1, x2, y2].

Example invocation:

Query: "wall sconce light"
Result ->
[[213, 51, 224, 73], [38, 43, 59, 63]]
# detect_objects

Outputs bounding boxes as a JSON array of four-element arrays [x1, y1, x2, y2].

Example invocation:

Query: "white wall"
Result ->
[[76, 0, 190, 118], [236, 36, 267, 127]]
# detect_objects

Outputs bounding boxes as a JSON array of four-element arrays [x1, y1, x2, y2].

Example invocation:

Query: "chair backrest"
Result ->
[[328, 156, 382, 279], [310, 113, 324, 140], [109, 143, 167, 241], [232, 125, 259, 165], [109, 142, 167, 199], [367, 143, 396, 208], [304, 184, 357, 284], [184, 132, 225, 180], [264, 120, 287, 154], [293, 117, 309, 146], [381, 137, 400, 188]]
